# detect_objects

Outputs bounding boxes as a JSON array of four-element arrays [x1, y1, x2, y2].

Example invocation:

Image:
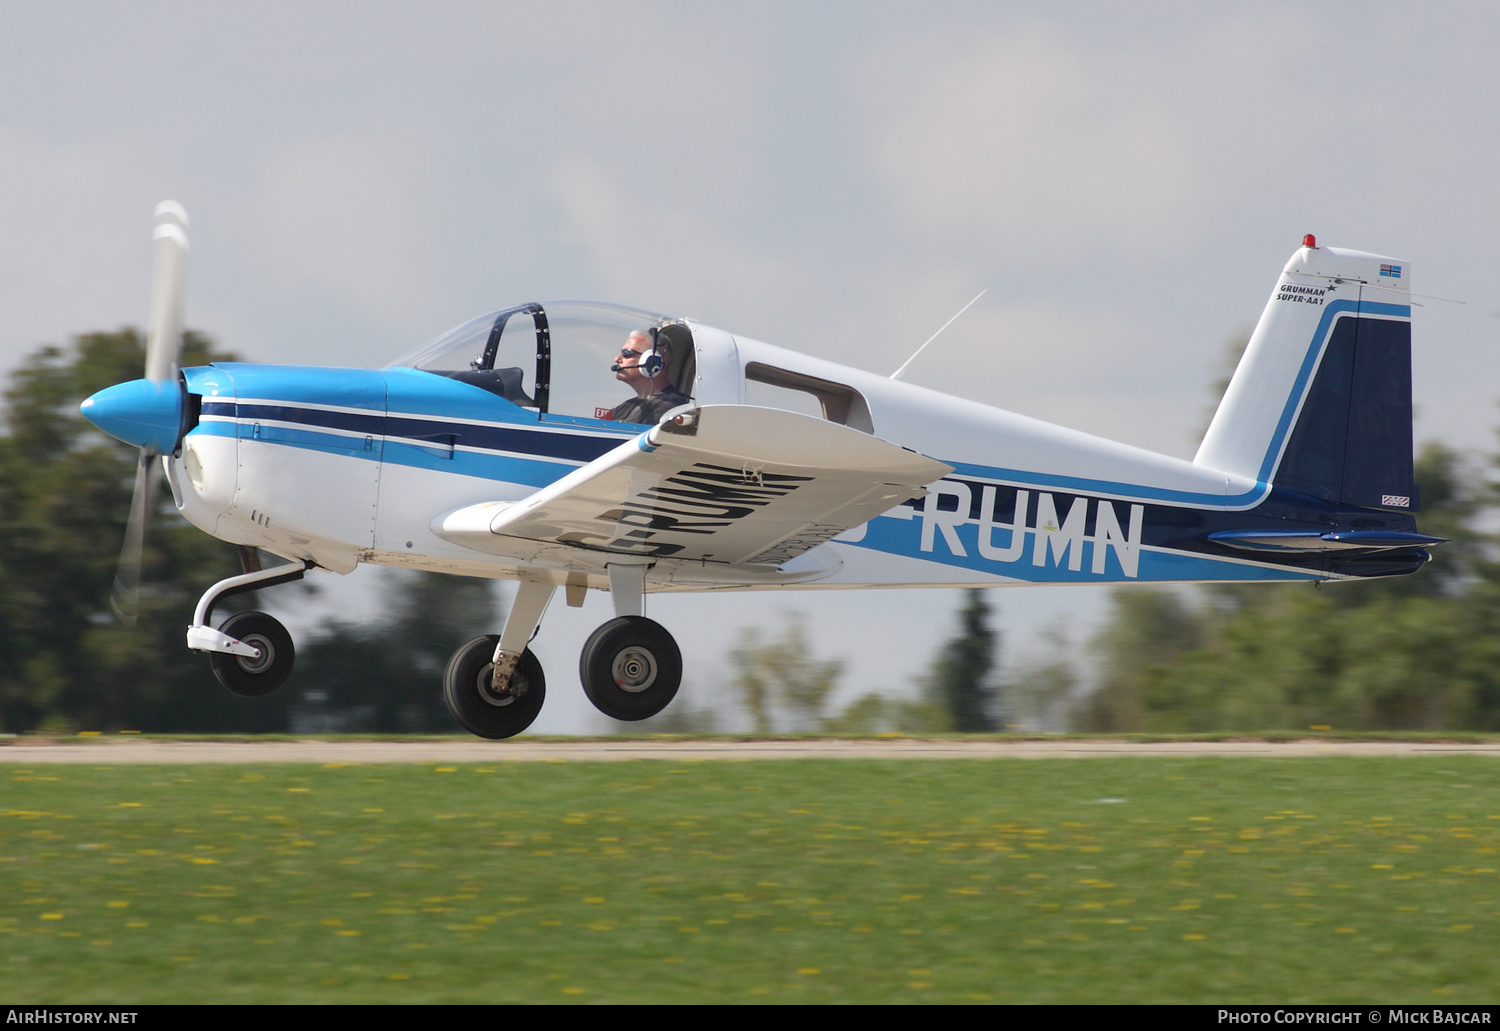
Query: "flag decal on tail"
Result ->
[[1380, 264, 1402, 278], [1382, 494, 1410, 508]]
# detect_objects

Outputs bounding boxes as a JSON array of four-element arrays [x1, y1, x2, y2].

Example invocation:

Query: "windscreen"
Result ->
[[386, 311, 499, 371]]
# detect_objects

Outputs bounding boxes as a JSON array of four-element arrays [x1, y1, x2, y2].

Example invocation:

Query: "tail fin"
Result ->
[[1195, 239, 1416, 511]]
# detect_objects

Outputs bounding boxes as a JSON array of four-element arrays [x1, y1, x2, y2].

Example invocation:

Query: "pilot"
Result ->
[[610, 329, 689, 424]]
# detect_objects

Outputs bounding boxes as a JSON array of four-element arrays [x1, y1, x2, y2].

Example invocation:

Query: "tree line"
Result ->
[[1009, 442, 1500, 733]]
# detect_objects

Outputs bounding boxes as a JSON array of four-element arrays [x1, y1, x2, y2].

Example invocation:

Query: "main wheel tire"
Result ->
[[578, 616, 682, 721], [443, 635, 546, 740], [209, 611, 295, 697]]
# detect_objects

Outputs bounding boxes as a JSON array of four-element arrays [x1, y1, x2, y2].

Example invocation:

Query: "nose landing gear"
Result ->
[[190, 560, 307, 698], [209, 610, 295, 697]]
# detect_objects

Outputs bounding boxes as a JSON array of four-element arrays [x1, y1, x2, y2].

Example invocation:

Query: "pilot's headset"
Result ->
[[637, 327, 666, 378]]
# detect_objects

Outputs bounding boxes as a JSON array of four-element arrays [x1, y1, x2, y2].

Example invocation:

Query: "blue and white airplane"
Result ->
[[82, 205, 1442, 738]]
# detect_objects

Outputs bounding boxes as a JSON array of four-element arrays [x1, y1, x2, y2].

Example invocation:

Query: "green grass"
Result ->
[[2, 758, 1498, 1003]]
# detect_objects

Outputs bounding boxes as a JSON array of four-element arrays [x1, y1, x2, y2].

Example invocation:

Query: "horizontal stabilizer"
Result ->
[[1207, 529, 1446, 554]]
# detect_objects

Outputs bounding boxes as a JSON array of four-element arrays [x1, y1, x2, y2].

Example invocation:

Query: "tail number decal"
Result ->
[[918, 482, 1145, 578]]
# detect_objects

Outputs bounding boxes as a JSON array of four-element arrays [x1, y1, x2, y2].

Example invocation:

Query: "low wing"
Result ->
[[433, 405, 951, 572]]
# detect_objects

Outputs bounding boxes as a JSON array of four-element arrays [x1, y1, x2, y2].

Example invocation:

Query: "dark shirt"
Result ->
[[610, 386, 690, 425]]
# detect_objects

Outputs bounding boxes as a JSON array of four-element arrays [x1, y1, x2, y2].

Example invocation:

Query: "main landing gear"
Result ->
[[439, 564, 683, 739], [578, 616, 681, 722], [443, 636, 546, 739]]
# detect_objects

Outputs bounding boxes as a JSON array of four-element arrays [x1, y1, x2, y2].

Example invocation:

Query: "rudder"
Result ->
[[1195, 238, 1416, 511]]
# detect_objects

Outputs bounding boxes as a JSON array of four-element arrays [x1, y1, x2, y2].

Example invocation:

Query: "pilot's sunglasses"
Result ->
[[618, 348, 642, 358]]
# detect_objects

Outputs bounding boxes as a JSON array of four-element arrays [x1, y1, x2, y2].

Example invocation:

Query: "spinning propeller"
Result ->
[[80, 201, 191, 623]]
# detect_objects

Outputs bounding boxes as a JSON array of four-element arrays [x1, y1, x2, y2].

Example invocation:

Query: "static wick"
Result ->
[[890, 289, 988, 381]]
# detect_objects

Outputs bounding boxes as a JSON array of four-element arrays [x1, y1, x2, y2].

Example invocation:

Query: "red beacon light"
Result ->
[[1302, 233, 1317, 249]]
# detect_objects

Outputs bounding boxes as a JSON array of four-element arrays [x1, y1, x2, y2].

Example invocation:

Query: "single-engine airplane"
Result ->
[[81, 204, 1443, 738]]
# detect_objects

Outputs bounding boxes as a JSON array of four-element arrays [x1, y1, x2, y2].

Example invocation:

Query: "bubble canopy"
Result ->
[[386, 302, 695, 424]]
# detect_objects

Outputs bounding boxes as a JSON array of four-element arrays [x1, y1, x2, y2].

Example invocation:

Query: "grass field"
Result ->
[[2, 756, 1498, 1003]]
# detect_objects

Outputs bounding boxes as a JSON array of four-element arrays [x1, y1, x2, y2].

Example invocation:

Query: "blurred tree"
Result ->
[[1088, 440, 1499, 733], [918, 589, 1001, 731], [292, 571, 503, 733], [823, 693, 890, 734], [1007, 623, 1080, 732], [0, 329, 291, 732], [729, 614, 843, 733], [1079, 588, 1205, 732]]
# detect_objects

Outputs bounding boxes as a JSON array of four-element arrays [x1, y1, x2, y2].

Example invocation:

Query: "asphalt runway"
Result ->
[[2, 738, 1499, 763]]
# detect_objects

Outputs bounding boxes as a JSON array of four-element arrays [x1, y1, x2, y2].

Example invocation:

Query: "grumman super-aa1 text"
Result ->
[[1276, 284, 1327, 305]]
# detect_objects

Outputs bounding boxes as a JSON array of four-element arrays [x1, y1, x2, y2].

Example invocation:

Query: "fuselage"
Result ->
[[143, 299, 1427, 596]]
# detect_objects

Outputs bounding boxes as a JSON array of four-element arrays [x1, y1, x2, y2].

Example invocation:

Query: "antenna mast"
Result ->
[[890, 289, 987, 381]]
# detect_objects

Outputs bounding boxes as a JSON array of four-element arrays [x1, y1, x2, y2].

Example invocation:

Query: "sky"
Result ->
[[4, 2, 1499, 732]]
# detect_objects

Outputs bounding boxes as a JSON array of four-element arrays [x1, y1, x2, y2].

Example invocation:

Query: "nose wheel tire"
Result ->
[[579, 616, 681, 721], [443, 635, 546, 740], [209, 611, 295, 697]]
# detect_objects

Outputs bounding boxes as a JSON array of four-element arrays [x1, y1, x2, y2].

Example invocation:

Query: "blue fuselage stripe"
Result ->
[[200, 401, 628, 468]]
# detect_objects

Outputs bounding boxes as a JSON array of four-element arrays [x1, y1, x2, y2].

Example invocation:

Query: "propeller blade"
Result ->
[[112, 202, 186, 623], [111, 450, 159, 625], [144, 200, 189, 383]]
